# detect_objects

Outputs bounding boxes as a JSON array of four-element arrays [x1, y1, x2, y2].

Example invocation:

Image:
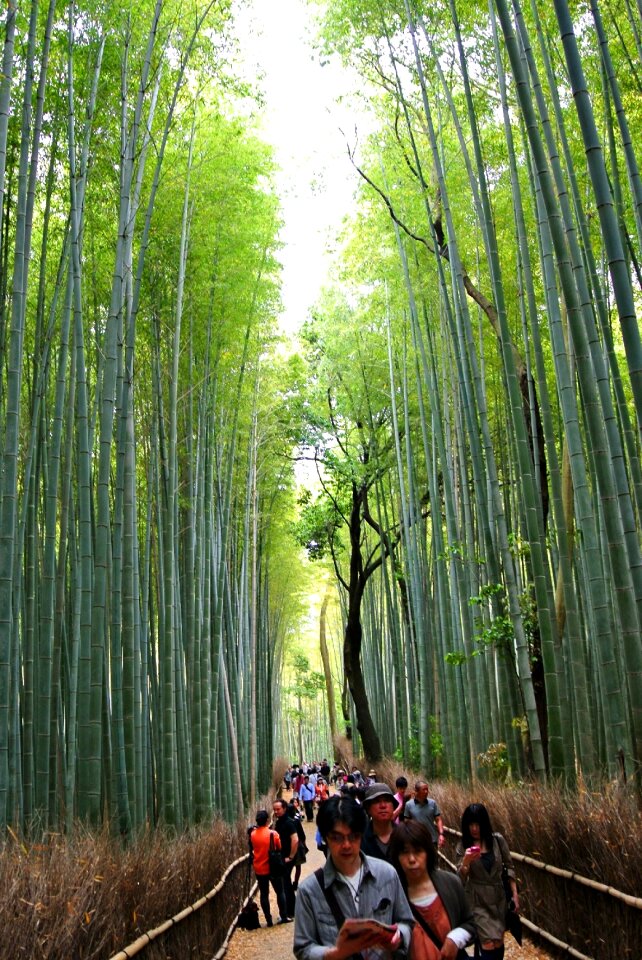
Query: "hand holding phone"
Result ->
[[343, 918, 397, 938]]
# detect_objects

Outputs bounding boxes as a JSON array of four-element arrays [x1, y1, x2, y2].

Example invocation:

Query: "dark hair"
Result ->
[[461, 802, 494, 848], [256, 809, 269, 827], [389, 821, 438, 885], [316, 795, 367, 840], [273, 798, 287, 813], [395, 776, 408, 789]]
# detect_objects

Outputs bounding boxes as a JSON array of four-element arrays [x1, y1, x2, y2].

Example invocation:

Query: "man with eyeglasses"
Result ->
[[294, 795, 413, 959]]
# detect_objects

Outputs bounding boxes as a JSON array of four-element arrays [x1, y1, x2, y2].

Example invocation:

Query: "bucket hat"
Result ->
[[364, 783, 396, 805]]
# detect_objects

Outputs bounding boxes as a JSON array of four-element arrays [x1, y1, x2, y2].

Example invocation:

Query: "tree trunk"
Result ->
[[319, 589, 340, 758], [342, 483, 383, 763]]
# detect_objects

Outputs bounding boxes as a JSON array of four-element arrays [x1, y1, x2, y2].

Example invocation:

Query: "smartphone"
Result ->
[[343, 918, 397, 938]]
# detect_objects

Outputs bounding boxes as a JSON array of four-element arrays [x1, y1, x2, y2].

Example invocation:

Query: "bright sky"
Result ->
[[232, 0, 372, 334]]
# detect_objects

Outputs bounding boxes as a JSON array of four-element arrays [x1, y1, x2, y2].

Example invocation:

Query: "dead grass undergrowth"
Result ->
[[3, 758, 640, 960], [351, 753, 641, 960], [0, 818, 251, 959]]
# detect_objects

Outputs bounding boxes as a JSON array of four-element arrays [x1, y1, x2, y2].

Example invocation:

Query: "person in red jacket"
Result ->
[[315, 777, 329, 804], [249, 809, 291, 926]]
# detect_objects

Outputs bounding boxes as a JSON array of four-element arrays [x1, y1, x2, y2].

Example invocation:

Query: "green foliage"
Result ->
[[477, 742, 510, 782]]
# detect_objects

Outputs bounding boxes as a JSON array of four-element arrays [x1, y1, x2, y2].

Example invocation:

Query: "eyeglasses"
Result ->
[[327, 830, 360, 844]]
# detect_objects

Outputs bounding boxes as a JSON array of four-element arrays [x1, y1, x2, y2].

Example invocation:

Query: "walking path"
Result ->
[[224, 817, 323, 960], [221, 813, 552, 960]]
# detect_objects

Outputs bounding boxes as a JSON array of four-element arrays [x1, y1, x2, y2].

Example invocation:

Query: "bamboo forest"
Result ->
[[1, 0, 642, 843]]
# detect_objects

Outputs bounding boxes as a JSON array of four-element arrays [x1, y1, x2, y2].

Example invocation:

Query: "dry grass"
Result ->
[[272, 754, 290, 797], [2, 768, 639, 960], [346, 758, 641, 959], [0, 819, 251, 959]]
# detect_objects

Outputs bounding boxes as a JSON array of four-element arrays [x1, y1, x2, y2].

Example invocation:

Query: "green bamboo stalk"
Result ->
[[497, 0, 641, 776], [552, 0, 642, 431]]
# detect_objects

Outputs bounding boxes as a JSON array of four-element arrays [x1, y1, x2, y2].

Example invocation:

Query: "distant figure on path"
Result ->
[[287, 798, 308, 890], [404, 781, 445, 848], [300, 775, 316, 821], [393, 776, 409, 823], [273, 798, 299, 919]]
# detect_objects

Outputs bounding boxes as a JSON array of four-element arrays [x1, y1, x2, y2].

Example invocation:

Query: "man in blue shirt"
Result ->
[[300, 775, 316, 822]]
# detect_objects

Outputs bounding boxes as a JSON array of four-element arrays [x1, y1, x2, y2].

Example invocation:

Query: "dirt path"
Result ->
[[223, 817, 323, 960], [221, 813, 551, 960]]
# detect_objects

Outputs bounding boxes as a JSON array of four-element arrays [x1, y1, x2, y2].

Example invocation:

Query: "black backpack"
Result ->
[[237, 900, 260, 930]]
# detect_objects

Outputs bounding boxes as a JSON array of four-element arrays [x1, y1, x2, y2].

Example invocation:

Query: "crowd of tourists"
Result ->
[[246, 764, 520, 960]]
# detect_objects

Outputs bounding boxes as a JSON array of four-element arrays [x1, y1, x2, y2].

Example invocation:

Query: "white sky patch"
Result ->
[[232, 0, 374, 334]]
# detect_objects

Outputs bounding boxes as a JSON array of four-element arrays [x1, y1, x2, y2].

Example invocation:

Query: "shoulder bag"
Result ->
[[314, 868, 364, 960], [269, 831, 286, 878], [496, 835, 523, 946]]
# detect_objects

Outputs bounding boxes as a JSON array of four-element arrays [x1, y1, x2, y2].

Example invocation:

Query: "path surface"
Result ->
[[222, 813, 552, 960]]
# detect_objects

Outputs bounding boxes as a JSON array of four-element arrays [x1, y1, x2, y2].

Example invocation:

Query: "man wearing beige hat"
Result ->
[[360, 782, 397, 862]]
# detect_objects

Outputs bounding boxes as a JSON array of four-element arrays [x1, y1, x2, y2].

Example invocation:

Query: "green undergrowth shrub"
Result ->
[[0, 818, 251, 959]]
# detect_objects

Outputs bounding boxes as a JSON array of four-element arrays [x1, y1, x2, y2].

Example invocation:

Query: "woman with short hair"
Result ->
[[249, 809, 291, 927], [389, 820, 475, 960]]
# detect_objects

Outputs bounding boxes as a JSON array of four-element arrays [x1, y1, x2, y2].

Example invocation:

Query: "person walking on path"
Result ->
[[404, 781, 445, 849], [456, 803, 519, 960], [390, 820, 475, 959], [248, 809, 291, 927], [300, 775, 316, 822], [273, 798, 299, 919], [393, 776, 409, 823], [288, 799, 308, 891], [361, 782, 397, 863], [293, 794, 414, 959]]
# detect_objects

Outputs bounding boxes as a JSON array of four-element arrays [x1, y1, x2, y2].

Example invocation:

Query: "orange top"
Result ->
[[250, 825, 281, 876], [316, 782, 329, 801], [409, 896, 452, 960]]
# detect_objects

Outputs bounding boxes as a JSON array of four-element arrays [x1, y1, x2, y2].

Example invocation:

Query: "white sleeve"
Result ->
[[447, 927, 474, 949]]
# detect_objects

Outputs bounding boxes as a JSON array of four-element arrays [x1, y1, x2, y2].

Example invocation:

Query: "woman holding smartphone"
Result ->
[[389, 821, 475, 959], [456, 803, 519, 960]]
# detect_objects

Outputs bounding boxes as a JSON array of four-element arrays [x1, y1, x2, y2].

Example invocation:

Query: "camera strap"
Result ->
[[314, 868, 364, 960]]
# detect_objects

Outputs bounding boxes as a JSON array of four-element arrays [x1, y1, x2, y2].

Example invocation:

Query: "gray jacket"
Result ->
[[293, 852, 414, 960]]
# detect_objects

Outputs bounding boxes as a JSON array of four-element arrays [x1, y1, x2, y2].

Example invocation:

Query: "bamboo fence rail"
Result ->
[[441, 829, 640, 960], [108, 853, 253, 960], [443, 827, 642, 909]]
